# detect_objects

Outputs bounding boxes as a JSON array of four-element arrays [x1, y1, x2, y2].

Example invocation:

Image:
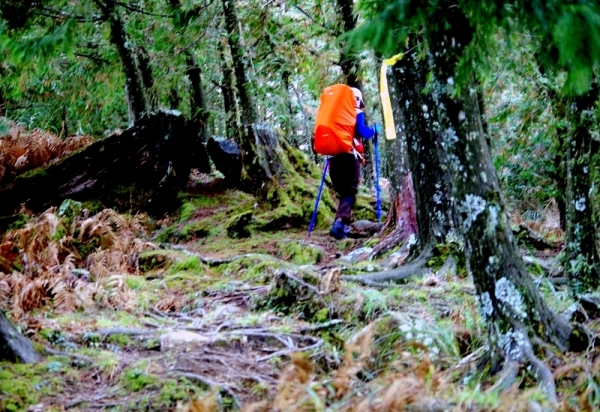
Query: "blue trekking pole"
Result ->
[[374, 127, 382, 221], [308, 157, 330, 235]]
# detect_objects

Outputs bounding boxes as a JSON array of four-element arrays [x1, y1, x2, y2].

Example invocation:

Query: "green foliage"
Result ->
[[485, 33, 566, 212], [350, 0, 600, 95], [1, 19, 75, 64]]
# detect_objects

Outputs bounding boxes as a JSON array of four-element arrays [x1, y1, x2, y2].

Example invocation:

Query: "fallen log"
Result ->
[[0, 111, 209, 219]]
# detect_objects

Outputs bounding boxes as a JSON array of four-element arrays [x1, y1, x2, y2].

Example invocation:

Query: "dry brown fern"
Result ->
[[0, 122, 93, 184], [0, 202, 154, 316]]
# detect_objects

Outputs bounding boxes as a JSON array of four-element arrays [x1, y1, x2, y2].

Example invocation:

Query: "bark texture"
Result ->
[[0, 309, 41, 363], [565, 85, 600, 295], [425, 2, 573, 371], [388, 47, 452, 249]]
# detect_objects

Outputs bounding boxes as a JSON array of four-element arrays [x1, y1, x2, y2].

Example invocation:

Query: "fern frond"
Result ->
[[43, 212, 60, 238], [0, 279, 11, 305], [79, 217, 98, 241], [20, 277, 46, 311], [10, 271, 25, 320], [50, 278, 77, 313]]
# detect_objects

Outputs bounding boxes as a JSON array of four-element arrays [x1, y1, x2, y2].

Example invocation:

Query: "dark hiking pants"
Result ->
[[329, 153, 360, 224]]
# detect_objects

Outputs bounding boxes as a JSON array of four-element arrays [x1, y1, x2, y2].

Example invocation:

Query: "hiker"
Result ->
[[329, 87, 380, 240]]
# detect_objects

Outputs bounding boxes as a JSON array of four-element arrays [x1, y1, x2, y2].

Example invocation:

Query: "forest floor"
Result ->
[[1, 128, 599, 411]]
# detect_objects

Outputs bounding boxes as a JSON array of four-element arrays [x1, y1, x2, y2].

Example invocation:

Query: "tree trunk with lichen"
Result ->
[[388, 46, 452, 253], [565, 85, 600, 296], [426, 3, 578, 397], [221, 0, 284, 191], [0, 309, 41, 363]]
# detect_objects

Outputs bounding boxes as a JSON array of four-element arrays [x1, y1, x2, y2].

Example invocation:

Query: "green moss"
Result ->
[[123, 361, 159, 391], [428, 243, 466, 274], [139, 250, 173, 273], [225, 210, 253, 238], [314, 307, 329, 322], [0, 360, 65, 411], [124, 275, 147, 290], [19, 167, 47, 179], [155, 379, 200, 409], [106, 333, 132, 346], [279, 241, 323, 265], [179, 202, 197, 223], [7, 214, 29, 230], [81, 200, 105, 214], [169, 255, 206, 274], [256, 270, 330, 321], [179, 221, 210, 240]]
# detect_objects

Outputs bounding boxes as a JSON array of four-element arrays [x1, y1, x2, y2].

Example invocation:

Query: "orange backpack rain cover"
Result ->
[[313, 84, 356, 155]]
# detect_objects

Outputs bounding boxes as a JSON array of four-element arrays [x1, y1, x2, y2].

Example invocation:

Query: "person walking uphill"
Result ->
[[328, 87, 378, 240]]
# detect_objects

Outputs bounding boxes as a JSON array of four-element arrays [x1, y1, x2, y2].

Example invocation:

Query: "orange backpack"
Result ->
[[313, 84, 356, 155]]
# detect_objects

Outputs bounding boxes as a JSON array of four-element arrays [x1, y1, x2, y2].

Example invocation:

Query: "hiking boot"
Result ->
[[329, 219, 347, 240]]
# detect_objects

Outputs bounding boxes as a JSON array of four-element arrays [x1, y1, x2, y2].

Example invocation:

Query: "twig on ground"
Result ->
[[297, 319, 344, 333], [143, 310, 178, 324], [64, 386, 120, 409], [94, 327, 156, 337], [449, 347, 485, 373], [44, 347, 94, 365], [278, 270, 321, 294], [256, 339, 324, 361]]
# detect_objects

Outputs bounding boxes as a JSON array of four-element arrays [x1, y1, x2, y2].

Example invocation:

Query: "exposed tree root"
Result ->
[[481, 329, 559, 404], [513, 223, 557, 250], [522, 255, 562, 276], [523, 344, 557, 404], [342, 246, 433, 287], [486, 359, 521, 394], [44, 346, 94, 365]]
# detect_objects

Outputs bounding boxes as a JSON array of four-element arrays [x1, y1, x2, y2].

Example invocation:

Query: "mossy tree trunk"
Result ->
[[221, 0, 284, 191], [218, 41, 241, 142], [565, 85, 600, 296], [93, 0, 148, 125], [0, 310, 41, 363], [186, 52, 210, 141], [426, 2, 575, 393]]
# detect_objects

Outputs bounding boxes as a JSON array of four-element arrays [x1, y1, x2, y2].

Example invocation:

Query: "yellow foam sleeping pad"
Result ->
[[379, 53, 404, 140]]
